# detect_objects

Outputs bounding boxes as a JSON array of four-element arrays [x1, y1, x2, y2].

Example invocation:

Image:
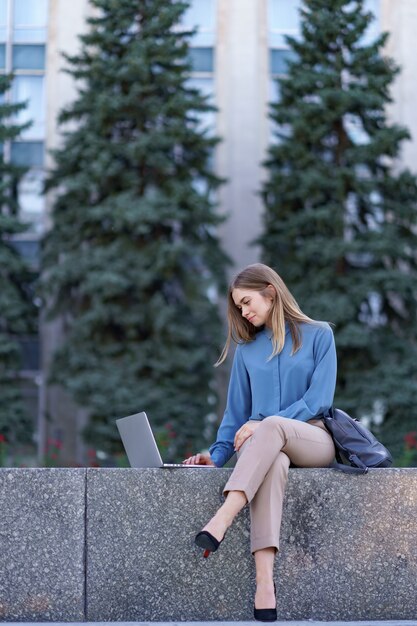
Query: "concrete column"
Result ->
[[381, 0, 417, 173], [45, 0, 92, 171], [215, 0, 269, 274], [42, 0, 93, 466]]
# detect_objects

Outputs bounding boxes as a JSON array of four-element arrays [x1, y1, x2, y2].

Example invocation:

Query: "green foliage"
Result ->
[[0, 73, 36, 445], [41, 0, 228, 460], [260, 0, 417, 459]]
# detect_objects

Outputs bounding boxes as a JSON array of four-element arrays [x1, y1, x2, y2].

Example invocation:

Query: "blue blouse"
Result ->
[[209, 322, 337, 467]]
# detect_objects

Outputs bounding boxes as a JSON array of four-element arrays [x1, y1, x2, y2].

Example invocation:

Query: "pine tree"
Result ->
[[260, 0, 417, 459], [0, 73, 36, 448], [41, 0, 228, 460]]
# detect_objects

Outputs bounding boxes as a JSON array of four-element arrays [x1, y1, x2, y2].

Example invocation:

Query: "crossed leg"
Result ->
[[200, 415, 335, 609]]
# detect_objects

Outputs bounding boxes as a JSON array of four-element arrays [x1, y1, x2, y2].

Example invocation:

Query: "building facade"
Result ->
[[2, 0, 416, 464]]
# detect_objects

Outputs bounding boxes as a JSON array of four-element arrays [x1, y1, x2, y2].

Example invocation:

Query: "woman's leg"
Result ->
[[201, 416, 335, 613], [249, 450, 290, 553], [246, 417, 334, 553], [201, 416, 334, 547], [254, 547, 276, 610], [224, 415, 334, 505], [200, 490, 247, 543]]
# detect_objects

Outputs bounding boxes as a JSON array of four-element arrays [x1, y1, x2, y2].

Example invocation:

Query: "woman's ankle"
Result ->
[[256, 576, 274, 586]]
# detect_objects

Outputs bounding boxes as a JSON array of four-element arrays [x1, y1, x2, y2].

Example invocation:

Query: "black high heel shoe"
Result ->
[[253, 582, 277, 622], [194, 530, 224, 558]]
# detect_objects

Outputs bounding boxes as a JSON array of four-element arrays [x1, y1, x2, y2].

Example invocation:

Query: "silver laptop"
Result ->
[[116, 411, 213, 468]]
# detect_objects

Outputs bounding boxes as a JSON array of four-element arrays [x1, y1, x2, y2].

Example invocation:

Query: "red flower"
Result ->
[[404, 432, 417, 450], [0, 434, 6, 443], [46, 438, 63, 449]]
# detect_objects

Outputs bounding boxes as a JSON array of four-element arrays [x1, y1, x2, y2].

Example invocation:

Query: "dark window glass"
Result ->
[[189, 47, 214, 72], [13, 44, 45, 70], [0, 43, 5, 67], [270, 49, 296, 75], [19, 336, 40, 372], [11, 141, 44, 167]]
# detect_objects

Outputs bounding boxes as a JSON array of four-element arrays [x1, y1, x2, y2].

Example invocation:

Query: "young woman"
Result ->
[[183, 263, 336, 622]]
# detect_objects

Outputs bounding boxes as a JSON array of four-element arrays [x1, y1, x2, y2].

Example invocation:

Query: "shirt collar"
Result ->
[[263, 322, 290, 340]]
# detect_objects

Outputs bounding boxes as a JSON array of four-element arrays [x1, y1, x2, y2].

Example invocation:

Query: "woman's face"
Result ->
[[232, 288, 273, 327]]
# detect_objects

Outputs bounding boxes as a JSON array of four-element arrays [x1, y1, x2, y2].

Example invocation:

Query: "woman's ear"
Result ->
[[265, 284, 276, 301]]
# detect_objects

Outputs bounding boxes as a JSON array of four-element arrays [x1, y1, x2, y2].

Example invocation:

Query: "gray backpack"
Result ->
[[323, 407, 393, 474]]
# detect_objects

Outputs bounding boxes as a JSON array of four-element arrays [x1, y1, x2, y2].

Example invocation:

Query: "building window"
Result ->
[[0, 0, 6, 42], [269, 0, 300, 48], [363, 0, 380, 44], [11, 140, 44, 167], [1, 0, 48, 239], [1, 5, 47, 428], [189, 46, 214, 73], [182, 0, 216, 47], [13, 44, 46, 70], [13, 0, 48, 43], [16, 168, 45, 235], [268, 0, 380, 98], [181, 1, 217, 133], [268, 0, 301, 101], [12, 75, 45, 138], [270, 49, 296, 76]]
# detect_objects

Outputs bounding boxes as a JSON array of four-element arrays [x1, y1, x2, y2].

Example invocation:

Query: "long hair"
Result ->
[[216, 263, 315, 366]]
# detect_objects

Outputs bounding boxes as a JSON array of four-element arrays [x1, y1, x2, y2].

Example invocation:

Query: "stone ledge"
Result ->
[[3, 622, 417, 626], [1, 468, 417, 622], [0, 468, 85, 622]]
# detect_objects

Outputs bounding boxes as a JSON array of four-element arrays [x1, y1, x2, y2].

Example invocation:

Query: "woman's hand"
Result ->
[[234, 420, 261, 452], [182, 452, 215, 466]]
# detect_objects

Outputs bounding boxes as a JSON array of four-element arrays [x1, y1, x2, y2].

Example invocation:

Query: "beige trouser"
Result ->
[[223, 415, 335, 553]]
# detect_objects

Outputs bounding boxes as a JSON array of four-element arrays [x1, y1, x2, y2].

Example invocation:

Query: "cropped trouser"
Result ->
[[223, 415, 335, 554]]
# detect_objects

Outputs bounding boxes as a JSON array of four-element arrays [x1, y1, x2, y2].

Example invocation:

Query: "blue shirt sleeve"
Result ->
[[209, 345, 251, 467], [279, 325, 337, 422]]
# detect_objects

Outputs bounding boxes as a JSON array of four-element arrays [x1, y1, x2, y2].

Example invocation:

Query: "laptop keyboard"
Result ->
[[163, 463, 212, 468]]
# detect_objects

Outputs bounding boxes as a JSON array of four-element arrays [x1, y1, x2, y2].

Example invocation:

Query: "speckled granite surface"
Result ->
[[277, 469, 417, 620], [0, 468, 85, 622], [1, 468, 416, 622], [86, 468, 251, 622], [86, 468, 417, 622], [4, 622, 417, 626]]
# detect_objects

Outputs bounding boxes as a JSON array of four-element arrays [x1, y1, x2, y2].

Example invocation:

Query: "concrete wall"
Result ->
[[216, 0, 269, 272], [42, 0, 93, 467], [1, 467, 417, 622], [382, 0, 417, 172], [0, 469, 85, 621]]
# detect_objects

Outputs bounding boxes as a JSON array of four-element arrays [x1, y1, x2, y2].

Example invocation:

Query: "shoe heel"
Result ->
[[195, 530, 223, 555], [203, 549, 211, 558], [254, 582, 277, 622]]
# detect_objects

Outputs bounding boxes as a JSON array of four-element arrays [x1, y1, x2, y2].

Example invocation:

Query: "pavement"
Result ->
[[1, 620, 417, 626]]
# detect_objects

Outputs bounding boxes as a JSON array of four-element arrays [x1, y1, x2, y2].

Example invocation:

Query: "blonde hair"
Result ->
[[216, 263, 315, 366]]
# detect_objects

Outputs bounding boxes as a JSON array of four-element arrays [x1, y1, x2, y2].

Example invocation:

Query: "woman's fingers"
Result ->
[[182, 453, 215, 465], [234, 426, 243, 449], [234, 424, 250, 450], [234, 430, 250, 452], [234, 421, 261, 452], [182, 454, 199, 464]]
